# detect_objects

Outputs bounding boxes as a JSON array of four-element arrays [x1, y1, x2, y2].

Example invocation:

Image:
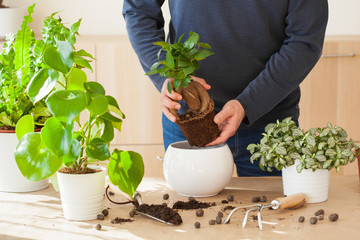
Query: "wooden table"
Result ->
[[0, 176, 359, 240]]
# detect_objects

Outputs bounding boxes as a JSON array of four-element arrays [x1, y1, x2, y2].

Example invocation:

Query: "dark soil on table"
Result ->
[[58, 167, 100, 174], [172, 198, 216, 210], [111, 217, 134, 224], [0, 126, 15, 131], [136, 203, 183, 225]]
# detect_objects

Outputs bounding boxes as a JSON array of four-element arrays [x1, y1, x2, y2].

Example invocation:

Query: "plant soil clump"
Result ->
[[111, 217, 134, 224], [172, 198, 215, 210], [136, 204, 183, 225], [58, 167, 99, 174]]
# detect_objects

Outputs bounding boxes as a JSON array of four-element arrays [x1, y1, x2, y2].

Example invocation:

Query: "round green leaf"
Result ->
[[15, 132, 62, 181], [85, 138, 110, 160], [27, 68, 59, 103], [41, 117, 73, 157], [68, 68, 87, 91], [84, 81, 105, 95], [100, 119, 114, 142], [46, 90, 89, 124], [44, 42, 74, 74], [15, 114, 34, 140], [108, 150, 144, 198], [63, 139, 81, 167], [87, 94, 108, 115]]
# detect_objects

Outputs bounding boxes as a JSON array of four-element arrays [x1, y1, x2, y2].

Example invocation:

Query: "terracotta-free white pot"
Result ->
[[163, 141, 234, 197], [0, 7, 27, 38], [0, 131, 49, 192], [282, 160, 330, 203], [57, 165, 106, 221]]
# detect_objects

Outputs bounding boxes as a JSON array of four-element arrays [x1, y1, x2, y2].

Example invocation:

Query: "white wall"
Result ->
[[4, 0, 360, 36]]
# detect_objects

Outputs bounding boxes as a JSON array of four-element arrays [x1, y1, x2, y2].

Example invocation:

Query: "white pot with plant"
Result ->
[[247, 117, 359, 203], [13, 5, 145, 221], [0, 4, 54, 192]]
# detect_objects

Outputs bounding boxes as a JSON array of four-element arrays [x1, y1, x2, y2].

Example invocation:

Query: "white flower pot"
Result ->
[[282, 160, 330, 203], [0, 131, 49, 192], [163, 141, 234, 197], [0, 7, 27, 38], [57, 165, 105, 221]]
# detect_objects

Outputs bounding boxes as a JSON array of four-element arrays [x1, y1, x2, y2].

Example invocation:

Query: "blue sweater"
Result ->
[[123, 0, 328, 129]]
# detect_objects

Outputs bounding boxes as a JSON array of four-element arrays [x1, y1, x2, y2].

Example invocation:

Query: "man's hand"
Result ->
[[206, 100, 246, 146], [160, 76, 211, 122]]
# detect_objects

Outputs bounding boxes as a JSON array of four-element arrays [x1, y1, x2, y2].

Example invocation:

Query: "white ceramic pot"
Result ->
[[282, 160, 330, 203], [163, 141, 234, 197], [57, 165, 106, 221], [0, 131, 49, 192], [0, 7, 27, 38]]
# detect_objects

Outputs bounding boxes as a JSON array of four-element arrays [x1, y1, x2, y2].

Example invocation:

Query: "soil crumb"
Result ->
[[111, 217, 134, 224], [136, 204, 183, 225], [172, 198, 216, 210], [58, 167, 100, 174]]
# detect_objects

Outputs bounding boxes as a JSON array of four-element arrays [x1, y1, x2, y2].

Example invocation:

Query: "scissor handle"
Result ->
[[271, 193, 307, 210]]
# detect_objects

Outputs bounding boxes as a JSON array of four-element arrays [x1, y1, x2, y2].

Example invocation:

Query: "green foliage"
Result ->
[[146, 31, 214, 92], [247, 117, 360, 173], [14, 5, 144, 199]]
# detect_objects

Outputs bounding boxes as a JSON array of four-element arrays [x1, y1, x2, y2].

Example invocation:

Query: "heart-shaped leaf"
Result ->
[[85, 138, 110, 160], [15, 114, 34, 140], [41, 117, 73, 156], [84, 81, 105, 95], [87, 94, 108, 115], [63, 139, 81, 167], [46, 90, 89, 124], [108, 150, 144, 198], [27, 68, 59, 103], [68, 68, 87, 91], [15, 132, 62, 181], [44, 42, 74, 74]]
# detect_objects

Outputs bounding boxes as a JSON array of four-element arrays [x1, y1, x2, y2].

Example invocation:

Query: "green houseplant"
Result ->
[[146, 32, 220, 147], [247, 117, 359, 203], [13, 5, 144, 220]]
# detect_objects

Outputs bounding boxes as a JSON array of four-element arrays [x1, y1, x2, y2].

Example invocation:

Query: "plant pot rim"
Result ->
[[0, 128, 42, 134], [169, 140, 227, 151], [57, 165, 105, 176]]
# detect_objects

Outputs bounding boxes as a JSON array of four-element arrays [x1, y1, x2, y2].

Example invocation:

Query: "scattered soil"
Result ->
[[310, 217, 318, 224], [298, 216, 305, 222], [108, 191, 115, 196], [102, 209, 109, 217], [95, 224, 101, 230], [172, 198, 215, 210], [136, 204, 183, 225], [250, 215, 258, 221], [329, 213, 339, 222], [0, 126, 15, 131], [194, 222, 201, 228], [58, 167, 100, 174], [317, 215, 324, 220], [97, 214, 104, 220], [221, 200, 229, 204], [222, 206, 236, 211], [209, 219, 215, 225], [163, 194, 169, 200], [227, 195, 234, 202], [315, 209, 325, 216], [215, 215, 222, 224], [217, 211, 223, 218], [111, 217, 134, 224], [259, 195, 267, 202], [251, 196, 260, 203], [196, 209, 204, 217]]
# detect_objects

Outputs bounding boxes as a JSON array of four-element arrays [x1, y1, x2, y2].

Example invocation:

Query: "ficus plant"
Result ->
[[146, 31, 214, 93], [247, 117, 360, 173], [13, 4, 144, 199]]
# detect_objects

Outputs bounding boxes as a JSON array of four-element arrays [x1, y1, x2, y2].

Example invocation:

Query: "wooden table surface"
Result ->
[[0, 176, 359, 240]]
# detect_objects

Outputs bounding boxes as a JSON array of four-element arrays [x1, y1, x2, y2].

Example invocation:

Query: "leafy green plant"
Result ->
[[247, 117, 360, 173], [13, 5, 144, 199], [0, 5, 51, 129], [146, 31, 214, 93]]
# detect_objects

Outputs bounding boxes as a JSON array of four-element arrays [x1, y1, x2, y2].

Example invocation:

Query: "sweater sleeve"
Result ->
[[123, 0, 166, 92], [236, 0, 328, 126]]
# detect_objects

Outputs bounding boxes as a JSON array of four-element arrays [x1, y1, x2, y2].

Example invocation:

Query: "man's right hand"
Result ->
[[160, 76, 211, 122]]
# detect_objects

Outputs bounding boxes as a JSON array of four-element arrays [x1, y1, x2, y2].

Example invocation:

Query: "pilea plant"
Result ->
[[247, 117, 359, 173], [146, 32, 219, 147], [13, 4, 144, 199]]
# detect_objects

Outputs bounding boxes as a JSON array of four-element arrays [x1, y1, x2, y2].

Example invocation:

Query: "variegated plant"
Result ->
[[247, 117, 359, 173]]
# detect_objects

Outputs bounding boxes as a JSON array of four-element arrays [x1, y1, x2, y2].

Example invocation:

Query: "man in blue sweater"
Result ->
[[123, 0, 328, 176]]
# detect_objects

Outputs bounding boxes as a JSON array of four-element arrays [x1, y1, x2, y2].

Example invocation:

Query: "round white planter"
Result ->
[[282, 160, 330, 203], [57, 165, 106, 221], [163, 141, 234, 197], [0, 131, 49, 192], [0, 7, 27, 38]]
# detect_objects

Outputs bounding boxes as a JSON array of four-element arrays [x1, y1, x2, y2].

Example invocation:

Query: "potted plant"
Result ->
[[13, 5, 145, 221], [0, 4, 52, 192], [247, 117, 359, 203], [146, 32, 220, 147], [0, 0, 27, 39]]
